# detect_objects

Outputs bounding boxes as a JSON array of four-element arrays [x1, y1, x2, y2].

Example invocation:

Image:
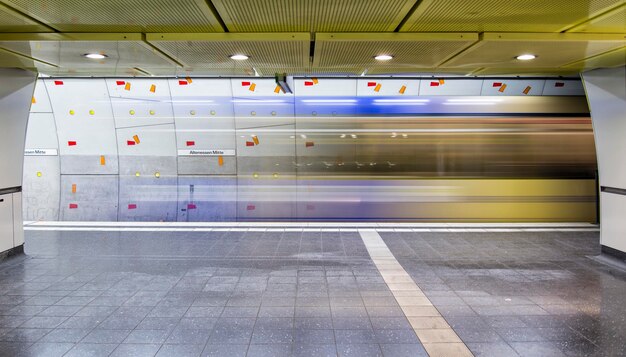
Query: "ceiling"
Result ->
[[0, 0, 623, 77]]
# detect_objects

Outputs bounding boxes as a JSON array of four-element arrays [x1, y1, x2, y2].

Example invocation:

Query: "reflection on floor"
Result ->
[[0, 227, 622, 356]]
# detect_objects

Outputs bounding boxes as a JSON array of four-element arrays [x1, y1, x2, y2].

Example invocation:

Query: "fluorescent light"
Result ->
[[516, 54, 536, 61], [230, 54, 249, 60], [374, 54, 393, 61], [84, 53, 107, 59], [373, 99, 429, 103], [446, 98, 503, 103], [232, 99, 286, 103], [301, 99, 357, 103]]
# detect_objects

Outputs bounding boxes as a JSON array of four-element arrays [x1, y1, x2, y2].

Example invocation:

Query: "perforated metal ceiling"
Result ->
[[400, 0, 623, 32], [442, 33, 626, 69], [314, 33, 477, 69], [0, 34, 177, 75], [568, 4, 626, 33], [2, 0, 223, 32], [148, 33, 310, 71], [211, 0, 416, 32], [0, 0, 623, 76]]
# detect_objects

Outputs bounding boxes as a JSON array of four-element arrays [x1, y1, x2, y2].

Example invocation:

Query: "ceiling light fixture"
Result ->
[[230, 54, 249, 60], [374, 54, 393, 61], [516, 54, 536, 61], [83, 53, 107, 59]]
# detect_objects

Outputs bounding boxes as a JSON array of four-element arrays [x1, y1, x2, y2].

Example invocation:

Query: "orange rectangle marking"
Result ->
[[124, 82, 131, 91], [218, 156, 224, 166], [71, 184, 76, 193], [312, 78, 319, 84], [31, 97, 36, 104], [523, 86, 531, 95], [399, 85, 406, 94], [438, 79, 445, 85], [374, 83, 382, 92], [185, 76, 193, 84], [249, 83, 256, 91], [149, 84, 156, 93], [274, 85, 282, 94], [252, 135, 259, 145], [498, 84, 507, 92], [100, 155, 106, 165], [133, 135, 140, 144]]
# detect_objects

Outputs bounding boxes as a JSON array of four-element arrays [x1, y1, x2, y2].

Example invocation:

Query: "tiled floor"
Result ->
[[0, 227, 623, 356]]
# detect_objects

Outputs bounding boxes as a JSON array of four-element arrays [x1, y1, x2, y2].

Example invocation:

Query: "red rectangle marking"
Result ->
[[116, 80, 125, 85], [187, 203, 197, 209], [304, 81, 314, 86], [241, 81, 251, 86], [492, 82, 503, 87], [67, 141, 76, 146], [555, 82, 565, 87], [246, 141, 255, 147], [367, 82, 377, 87], [430, 82, 439, 87], [128, 204, 137, 209], [186, 141, 195, 146], [178, 80, 188, 85], [69, 203, 78, 209], [54, 80, 63, 85], [127, 140, 136, 146], [247, 205, 255, 210]]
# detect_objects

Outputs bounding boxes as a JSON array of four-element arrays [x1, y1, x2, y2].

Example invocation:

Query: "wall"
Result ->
[[0, 68, 36, 254], [582, 66, 626, 255], [23, 77, 597, 222]]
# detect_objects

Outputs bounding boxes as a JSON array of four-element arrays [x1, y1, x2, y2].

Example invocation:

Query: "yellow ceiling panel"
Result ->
[[147, 33, 310, 70], [471, 67, 582, 76], [0, 3, 51, 32], [563, 46, 626, 69], [567, 4, 626, 33], [443, 33, 626, 69], [211, 0, 416, 32], [366, 67, 472, 76], [1, 0, 223, 32], [400, 0, 623, 32], [0, 33, 178, 74], [0, 47, 56, 71], [313, 33, 478, 69]]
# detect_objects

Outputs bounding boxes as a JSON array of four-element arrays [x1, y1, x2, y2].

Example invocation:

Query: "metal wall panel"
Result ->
[[542, 79, 586, 96], [116, 124, 177, 176], [107, 78, 174, 128], [45, 78, 119, 175], [232, 79, 295, 129], [236, 124, 296, 220], [419, 79, 483, 95], [25, 113, 58, 149], [294, 78, 357, 96], [481, 79, 545, 96], [0, 194, 13, 252], [170, 79, 237, 175], [12, 192, 23, 246], [356, 79, 420, 96], [22, 157, 60, 221], [177, 176, 237, 221], [118, 176, 178, 221], [60, 175, 118, 221], [30, 80, 52, 113]]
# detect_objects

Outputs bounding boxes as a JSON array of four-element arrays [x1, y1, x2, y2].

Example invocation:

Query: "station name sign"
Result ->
[[24, 149, 58, 156], [178, 149, 235, 156]]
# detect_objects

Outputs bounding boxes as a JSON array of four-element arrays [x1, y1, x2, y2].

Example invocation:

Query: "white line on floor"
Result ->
[[358, 229, 474, 357]]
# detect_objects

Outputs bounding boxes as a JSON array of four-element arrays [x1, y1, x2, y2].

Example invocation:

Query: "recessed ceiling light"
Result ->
[[374, 54, 393, 61], [83, 53, 107, 59], [516, 54, 536, 61], [230, 54, 249, 60]]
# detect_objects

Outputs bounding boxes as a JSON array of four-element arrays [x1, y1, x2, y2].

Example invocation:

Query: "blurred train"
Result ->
[[23, 78, 597, 222]]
